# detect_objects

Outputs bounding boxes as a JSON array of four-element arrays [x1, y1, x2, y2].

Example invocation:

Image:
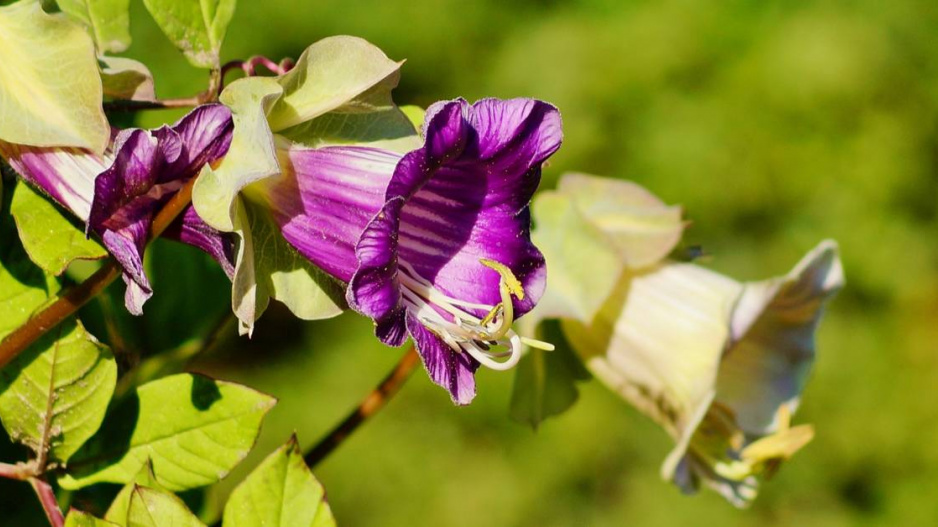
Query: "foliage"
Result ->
[[2, 0, 924, 525]]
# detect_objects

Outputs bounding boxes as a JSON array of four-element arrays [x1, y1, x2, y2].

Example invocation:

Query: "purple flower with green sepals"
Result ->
[[0, 104, 235, 313], [263, 98, 562, 404]]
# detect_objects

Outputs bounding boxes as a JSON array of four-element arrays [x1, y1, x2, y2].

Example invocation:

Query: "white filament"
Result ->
[[396, 261, 531, 371]]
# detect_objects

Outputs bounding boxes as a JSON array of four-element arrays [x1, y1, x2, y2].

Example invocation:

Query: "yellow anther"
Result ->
[[480, 259, 525, 300], [741, 424, 814, 465]]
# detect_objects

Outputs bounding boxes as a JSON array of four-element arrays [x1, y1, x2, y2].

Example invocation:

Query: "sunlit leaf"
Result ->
[[100, 56, 156, 102], [60, 373, 276, 492], [142, 0, 235, 68], [0, 318, 117, 464], [399, 105, 426, 131], [65, 510, 120, 527], [223, 436, 336, 527], [127, 486, 206, 527], [11, 183, 106, 276], [58, 0, 131, 53], [267, 36, 406, 132], [0, 187, 60, 342], [0, 1, 109, 152], [105, 460, 165, 525]]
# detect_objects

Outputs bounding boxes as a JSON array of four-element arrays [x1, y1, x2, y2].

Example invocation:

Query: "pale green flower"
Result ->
[[564, 241, 844, 506]]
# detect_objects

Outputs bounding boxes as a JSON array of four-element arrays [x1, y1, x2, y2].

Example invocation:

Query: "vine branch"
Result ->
[[0, 177, 199, 369], [0, 461, 31, 480], [304, 347, 420, 468]]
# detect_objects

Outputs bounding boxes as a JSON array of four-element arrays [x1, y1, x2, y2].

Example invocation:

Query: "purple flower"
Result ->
[[264, 98, 562, 404], [0, 104, 234, 313]]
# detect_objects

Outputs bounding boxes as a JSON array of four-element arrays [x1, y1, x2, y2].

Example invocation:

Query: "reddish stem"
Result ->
[[29, 478, 64, 527], [0, 462, 30, 480], [0, 177, 199, 369]]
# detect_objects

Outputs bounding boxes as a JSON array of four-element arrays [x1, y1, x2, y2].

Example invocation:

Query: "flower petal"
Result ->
[[406, 313, 479, 405], [265, 145, 400, 282], [0, 142, 111, 221], [716, 240, 844, 435], [162, 205, 237, 279], [349, 98, 561, 331], [87, 104, 233, 313], [347, 100, 469, 331], [565, 263, 741, 440]]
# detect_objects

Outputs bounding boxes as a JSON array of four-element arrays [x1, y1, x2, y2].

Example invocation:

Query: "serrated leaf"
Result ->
[[105, 460, 165, 524], [509, 321, 590, 428], [0, 318, 117, 464], [65, 510, 120, 527], [223, 437, 336, 527], [267, 36, 406, 132], [142, 0, 236, 68], [0, 1, 109, 152], [60, 373, 276, 492], [127, 486, 205, 527], [557, 173, 684, 269], [58, 0, 131, 53], [11, 183, 107, 276], [100, 57, 156, 102]]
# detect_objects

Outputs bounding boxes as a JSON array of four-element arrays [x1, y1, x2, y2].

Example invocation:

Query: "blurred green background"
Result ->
[[6, 0, 938, 524]]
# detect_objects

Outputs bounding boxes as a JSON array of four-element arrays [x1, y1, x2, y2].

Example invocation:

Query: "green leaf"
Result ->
[[0, 186, 60, 342], [529, 191, 623, 322], [557, 173, 684, 269], [0, 1, 109, 152], [509, 321, 590, 428], [65, 510, 120, 527], [0, 318, 117, 464], [106, 461, 165, 525], [142, 0, 236, 68], [100, 57, 156, 102], [267, 36, 407, 132], [11, 183, 107, 276], [127, 486, 206, 527], [223, 436, 336, 527], [60, 373, 276, 491], [58, 0, 131, 53]]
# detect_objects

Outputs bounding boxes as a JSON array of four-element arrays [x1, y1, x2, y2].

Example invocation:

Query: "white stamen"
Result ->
[[398, 261, 541, 371]]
